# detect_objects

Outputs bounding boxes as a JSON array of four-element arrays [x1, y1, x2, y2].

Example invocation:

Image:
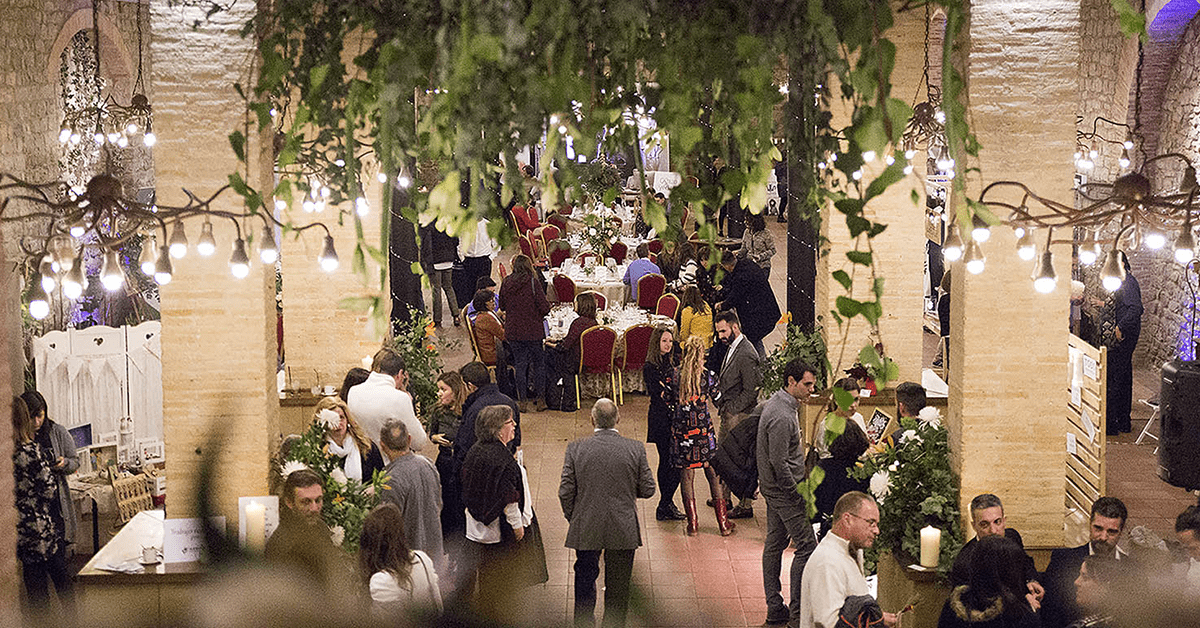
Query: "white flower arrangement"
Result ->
[[918, 406, 942, 429], [869, 470, 891, 502], [330, 525, 345, 547], [329, 467, 348, 486], [280, 460, 309, 479], [899, 429, 921, 445], [317, 408, 341, 431]]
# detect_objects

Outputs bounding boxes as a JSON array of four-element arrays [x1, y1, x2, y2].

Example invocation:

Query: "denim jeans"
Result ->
[[509, 339, 546, 401]]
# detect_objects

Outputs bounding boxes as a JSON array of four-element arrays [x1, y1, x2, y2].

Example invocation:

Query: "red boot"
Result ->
[[714, 497, 736, 536], [684, 496, 699, 536]]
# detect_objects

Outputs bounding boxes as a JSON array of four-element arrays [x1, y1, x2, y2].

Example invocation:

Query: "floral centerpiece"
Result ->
[[761, 322, 830, 395], [389, 305, 455, 418], [276, 411, 387, 552], [581, 212, 620, 261], [851, 406, 962, 577]]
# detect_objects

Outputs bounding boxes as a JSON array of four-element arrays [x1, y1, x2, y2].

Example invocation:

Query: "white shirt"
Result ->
[[800, 531, 870, 628], [465, 464, 532, 543], [459, 219, 498, 259], [369, 550, 443, 617], [346, 371, 429, 451], [721, 333, 747, 374]]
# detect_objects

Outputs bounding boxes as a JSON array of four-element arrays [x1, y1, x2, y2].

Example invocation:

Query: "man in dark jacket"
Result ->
[[454, 362, 522, 471], [420, 223, 461, 327], [716, 250, 780, 356], [1040, 497, 1129, 628]]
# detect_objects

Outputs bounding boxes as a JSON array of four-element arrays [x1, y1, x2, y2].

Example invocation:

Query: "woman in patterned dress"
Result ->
[[672, 336, 736, 536]]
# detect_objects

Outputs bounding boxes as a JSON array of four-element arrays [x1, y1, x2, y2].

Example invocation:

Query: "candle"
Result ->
[[361, 356, 373, 370], [920, 525, 941, 568], [245, 501, 266, 554]]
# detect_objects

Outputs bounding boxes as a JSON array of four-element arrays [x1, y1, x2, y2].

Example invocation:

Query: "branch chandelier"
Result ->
[[942, 23, 1200, 295], [901, 3, 952, 179], [2, 173, 340, 320], [59, 0, 156, 150]]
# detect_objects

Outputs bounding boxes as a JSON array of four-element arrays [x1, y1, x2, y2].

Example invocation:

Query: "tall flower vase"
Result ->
[[876, 550, 951, 628]]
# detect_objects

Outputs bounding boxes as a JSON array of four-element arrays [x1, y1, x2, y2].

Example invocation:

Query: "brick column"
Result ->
[[819, 10, 928, 385], [152, 2, 277, 526], [947, 0, 1077, 545]]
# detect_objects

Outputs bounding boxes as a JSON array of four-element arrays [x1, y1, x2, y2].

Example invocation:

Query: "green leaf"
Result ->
[[832, 270, 852, 291], [428, 172, 461, 216], [860, 301, 882, 326], [911, 189, 921, 205], [228, 130, 246, 162], [1108, 0, 1147, 40], [859, 345, 883, 370], [309, 63, 330, 94], [846, 250, 872, 266], [864, 160, 907, 201], [872, 277, 885, 298], [836, 296, 861, 318]]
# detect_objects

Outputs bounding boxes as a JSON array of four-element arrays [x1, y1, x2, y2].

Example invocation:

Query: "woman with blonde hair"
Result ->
[[315, 396, 384, 484], [673, 336, 735, 536], [428, 371, 469, 553]]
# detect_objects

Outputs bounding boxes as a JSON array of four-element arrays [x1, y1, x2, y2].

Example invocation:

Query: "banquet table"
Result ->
[[548, 261, 630, 305], [545, 303, 677, 396]]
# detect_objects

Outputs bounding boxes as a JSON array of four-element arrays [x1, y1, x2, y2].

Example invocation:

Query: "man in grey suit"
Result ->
[[714, 309, 763, 518], [560, 398, 656, 628], [379, 419, 444, 572]]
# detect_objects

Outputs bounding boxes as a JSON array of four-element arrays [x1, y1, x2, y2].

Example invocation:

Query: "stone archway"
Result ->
[[45, 8, 136, 103]]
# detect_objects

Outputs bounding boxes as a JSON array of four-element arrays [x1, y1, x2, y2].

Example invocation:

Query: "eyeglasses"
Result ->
[[847, 512, 879, 529]]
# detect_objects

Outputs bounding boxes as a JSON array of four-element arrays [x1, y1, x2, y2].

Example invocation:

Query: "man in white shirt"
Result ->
[[347, 348, 429, 451], [799, 491, 897, 628], [456, 218, 499, 308]]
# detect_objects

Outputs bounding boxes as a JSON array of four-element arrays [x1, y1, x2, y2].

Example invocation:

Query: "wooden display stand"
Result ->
[[877, 551, 951, 628]]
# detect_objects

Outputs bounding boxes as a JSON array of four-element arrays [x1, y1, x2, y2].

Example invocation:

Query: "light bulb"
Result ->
[[99, 248, 124, 291], [903, 164, 914, 175], [28, 279, 50, 320], [1175, 224, 1196, 265], [376, 172, 388, 183], [39, 256, 57, 292], [302, 200, 315, 213], [355, 197, 369, 216], [62, 256, 86, 300], [69, 218, 88, 238], [154, 247, 173, 285], [59, 128, 71, 143], [168, 220, 188, 259], [106, 132, 120, 144], [862, 151, 876, 163], [905, 149, 917, 160], [964, 241, 986, 275], [1144, 233, 1166, 250], [1033, 250, 1057, 293], [274, 199, 287, 212], [935, 146, 955, 172], [1078, 244, 1098, 266], [1089, 140, 1099, 159], [1101, 250, 1125, 291], [318, 235, 339, 272], [943, 223, 965, 262], [196, 221, 217, 257], [140, 236, 158, 275], [1017, 229, 1036, 261], [126, 123, 138, 134], [230, 239, 251, 279], [49, 235, 74, 272], [93, 132, 104, 145], [884, 154, 895, 165], [259, 225, 279, 264], [69, 133, 81, 145], [116, 136, 129, 148], [971, 216, 991, 243], [143, 132, 156, 147], [1119, 147, 1131, 169]]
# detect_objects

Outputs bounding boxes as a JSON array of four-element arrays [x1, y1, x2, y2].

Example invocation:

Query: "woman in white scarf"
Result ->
[[315, 397, 384, 484]]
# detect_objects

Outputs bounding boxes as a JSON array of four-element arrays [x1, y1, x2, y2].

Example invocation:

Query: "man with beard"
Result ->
[[1041, 497, 1129, 628]]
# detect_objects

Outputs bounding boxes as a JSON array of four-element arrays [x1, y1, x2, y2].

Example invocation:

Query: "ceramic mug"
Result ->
[[143, 546, 158, 563]]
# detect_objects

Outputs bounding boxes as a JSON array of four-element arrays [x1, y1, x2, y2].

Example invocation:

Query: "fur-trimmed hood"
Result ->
[[948, 585, 1005, 623]]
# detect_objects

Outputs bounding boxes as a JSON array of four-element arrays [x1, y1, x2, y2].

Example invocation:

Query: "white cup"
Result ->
[[142, 546, 158, 563], [322, 385, 335, 396]]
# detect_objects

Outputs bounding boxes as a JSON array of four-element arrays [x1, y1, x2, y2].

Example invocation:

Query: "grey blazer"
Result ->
[[559, 429, 655, 550], [716, 336, 762, 418]]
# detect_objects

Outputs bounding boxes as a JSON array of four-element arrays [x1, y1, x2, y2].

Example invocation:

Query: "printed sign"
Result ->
[[163, 516, 225, 564], [865, 409, 897, 445], [1083, 355, 1098, 381], [1067, 432, 1078, 455]]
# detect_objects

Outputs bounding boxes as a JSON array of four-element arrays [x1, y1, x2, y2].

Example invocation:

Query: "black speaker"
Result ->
[[1158, 359, 1200, 489]]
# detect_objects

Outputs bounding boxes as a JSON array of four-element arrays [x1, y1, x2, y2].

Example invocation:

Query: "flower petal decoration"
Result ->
[[330, 525, 345, 547], [918, 406, 943, 429], [317, 408, 341, 431], [869, 470, 891, 502], [330, 467, 348, 486], [280, 460, 309, 479]]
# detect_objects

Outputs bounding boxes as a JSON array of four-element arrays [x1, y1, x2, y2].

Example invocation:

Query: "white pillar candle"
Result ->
[[245, 501, 266, 554], [920, 525, 941, 568]]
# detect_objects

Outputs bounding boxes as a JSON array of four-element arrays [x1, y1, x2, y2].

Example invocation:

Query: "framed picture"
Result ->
[[865, 408, 898, 445]]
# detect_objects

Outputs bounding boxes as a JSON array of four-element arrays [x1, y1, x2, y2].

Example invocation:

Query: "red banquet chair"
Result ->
[[512, 205, 540, 235], [552, 274, 577, 303], [540, 224, 561, 241], [647, 239, 664, 254], [547, 213, 569, 234], [618, 323, 655, 404], [577, 326, 620, 409], [608, 241, 629, 264], [498, 262, 509, 279], [636, 273, 666, 310], [547, 239, 573, 268], [518, 234, 534, 259], [576, 290, 606, 311], [655, 293, 680, 319], [559, 203, 574, 217]]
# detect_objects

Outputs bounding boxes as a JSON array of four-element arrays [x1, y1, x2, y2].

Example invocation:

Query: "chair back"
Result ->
[[559, 203, 574, 217], [461, 306, 484, 362], [579, 326, 619, 374], [547, 213, 569, 233], [518, 234, 533, 258], [609, 241, 628, 264], [552, 274, 577, 303], [636, 273, 667, 309], [541, 224, 561, 241], [576, 252, 599, 266], [647, 239, 664, 254], [656, 293, 680, 318], [548, 240, 572, 267], [621, 324, 655, 372], [648, 252, 658, 265], [577, 290, 607, 311], [498, 262, 509, 279]]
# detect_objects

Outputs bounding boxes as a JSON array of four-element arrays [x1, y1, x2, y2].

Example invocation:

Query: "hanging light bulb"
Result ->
[[140, 236, 158, 275], [971, 215, 991, 243], [935, 146, 955, 172], [58, 128, 71, 144], [39, 256, 57, 293], [355, 197, 369, 217], [1101, 250, 1125, 291], [318, 235, 339, 272], [376, 172, 388, 184], [100, 248, 125, 291], [28, 277, 50, 320], [196, 221, 217, 257], [397, 175, 412, 189], [259, 225, 279, 264], [1144, 232, 1166, 250], [69, 217, 88, 238], [62, 255, 86, 300], [964, 240, 986, 275], [1033, 250, 1058, 293], [943, 222, 965, 262], [1175, 220, 1196, 265], [230, 239, 251, 279], [1078, 242, 1099, 266], [168, 220, 188, 259], [153, 247, 173, 285], [1119, 147, 1131, 169], [143, 131, 157, 147], [862, 150, 876, 163], [1016, 228, 1037, 261]]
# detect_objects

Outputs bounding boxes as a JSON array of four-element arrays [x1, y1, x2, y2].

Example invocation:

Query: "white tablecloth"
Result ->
[[545, 305, 676, 394], [549, 262, 630, 305]]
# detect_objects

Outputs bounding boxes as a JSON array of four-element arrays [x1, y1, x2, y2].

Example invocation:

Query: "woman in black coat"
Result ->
[[938, 536, 1042, 628], [643, 326, 683, 521], [813, 421, 870, 538]]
